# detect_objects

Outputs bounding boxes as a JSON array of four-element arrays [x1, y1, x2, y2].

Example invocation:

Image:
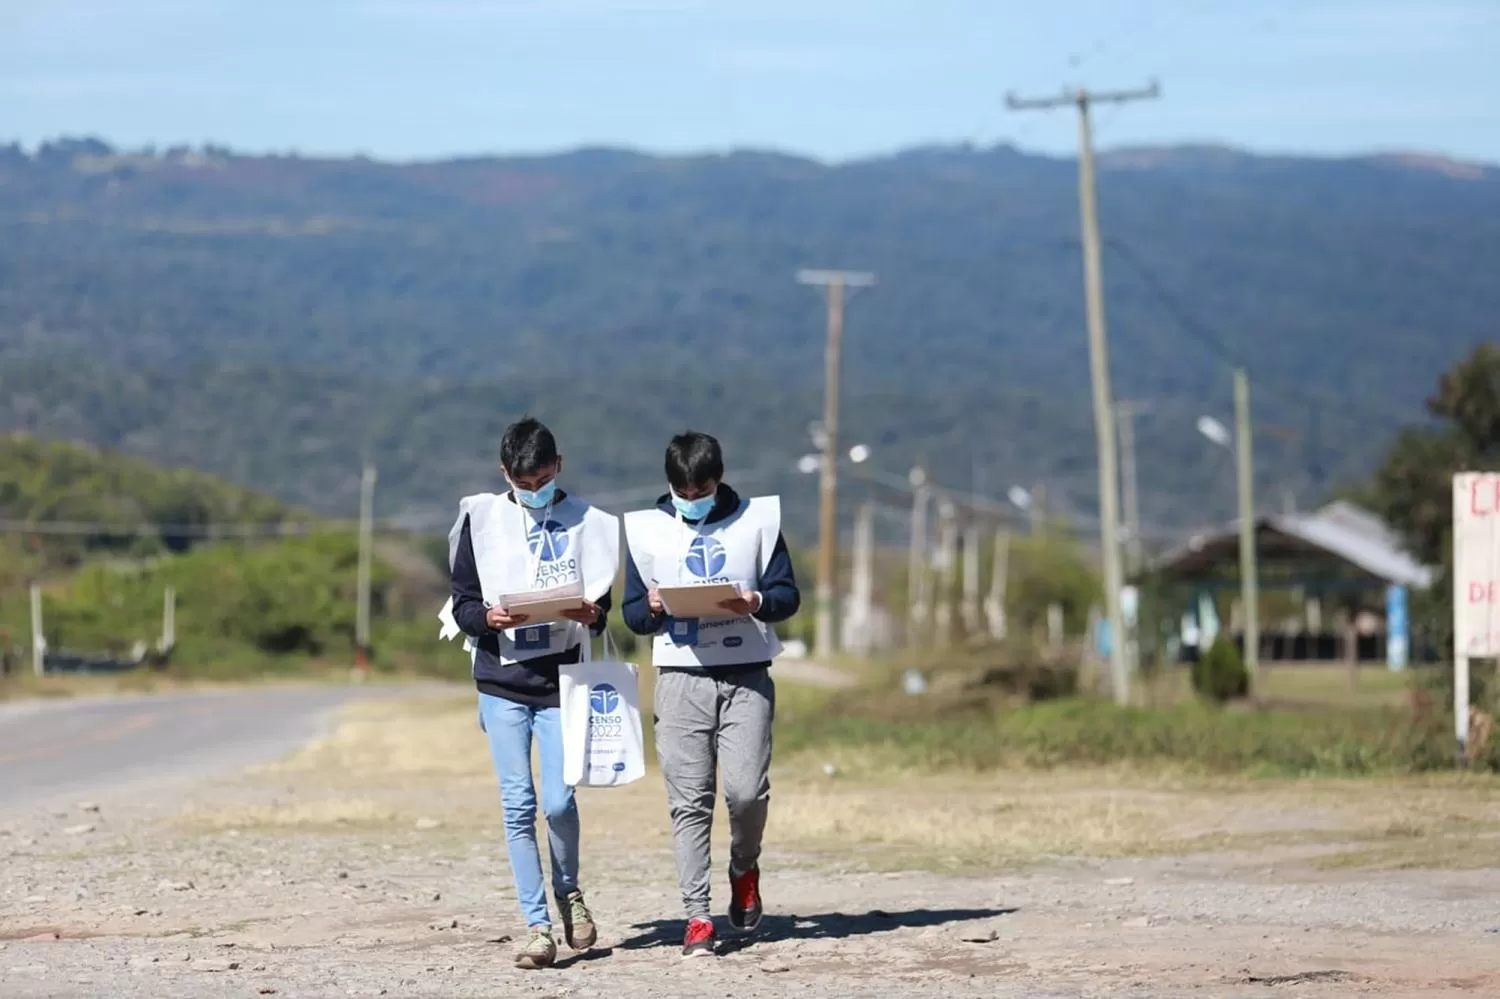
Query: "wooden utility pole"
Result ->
[[1234, 369, 1260, 687], [1007, 80, 1160, 706], [355, 462, 377, 670], [1115, 400, 1148, 576], [797, 268, 875, 662]]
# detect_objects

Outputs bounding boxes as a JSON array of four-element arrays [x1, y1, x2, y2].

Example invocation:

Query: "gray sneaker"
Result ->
[[559, 889, 597, 951], [514, 927, 557, 970]]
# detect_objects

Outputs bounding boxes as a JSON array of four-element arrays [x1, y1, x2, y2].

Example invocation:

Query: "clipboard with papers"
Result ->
[[657, 582, 745, 619], [496, 581, 587, 626]]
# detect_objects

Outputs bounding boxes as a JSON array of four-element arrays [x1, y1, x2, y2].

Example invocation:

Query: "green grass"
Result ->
[[776, 685, 1469, 778]]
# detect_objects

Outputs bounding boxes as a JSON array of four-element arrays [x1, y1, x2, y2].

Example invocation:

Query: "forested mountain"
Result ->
[[2, 137, 1496, 541]]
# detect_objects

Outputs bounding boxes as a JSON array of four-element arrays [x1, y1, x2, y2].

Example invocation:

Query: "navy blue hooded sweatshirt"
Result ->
[[449, 490, 612, 708], [621, 483, 800, 668]]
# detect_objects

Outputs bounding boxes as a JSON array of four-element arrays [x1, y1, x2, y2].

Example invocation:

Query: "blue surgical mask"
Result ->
[[671, 489, 715, 521], [513, 479, 558, 510]]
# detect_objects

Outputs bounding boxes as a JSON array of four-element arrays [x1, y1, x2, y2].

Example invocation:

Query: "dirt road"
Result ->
[[1, 688, 1497, 998]]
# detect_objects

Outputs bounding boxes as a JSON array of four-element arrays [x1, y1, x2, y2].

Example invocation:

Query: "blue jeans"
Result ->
[[477, 693, 580, 930]]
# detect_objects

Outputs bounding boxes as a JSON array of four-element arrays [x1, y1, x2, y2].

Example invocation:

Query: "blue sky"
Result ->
[[4, 0, 1497, 163]]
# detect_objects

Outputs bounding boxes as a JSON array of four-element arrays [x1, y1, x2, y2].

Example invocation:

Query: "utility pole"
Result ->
[[847, 500, 875, 657], [355, 461, 377, 671], [933, 500, 958, 646], [798, 268, 875, 663], [985, 528, 1011, 641], [907, 466, 931, 648], [1007, 80, 1159, 706], [1115, 400, 1147, 576], [961, 520, 982, 637], [29, 582, 44, 676], [1234, 369, 1260, 688], [160, 586, 176, 655]]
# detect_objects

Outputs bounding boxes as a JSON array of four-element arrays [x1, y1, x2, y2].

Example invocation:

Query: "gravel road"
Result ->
[[1, 688, 1497, 998]]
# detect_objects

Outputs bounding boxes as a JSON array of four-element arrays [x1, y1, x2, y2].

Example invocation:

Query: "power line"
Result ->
[[1102, 236, 1426, 428]]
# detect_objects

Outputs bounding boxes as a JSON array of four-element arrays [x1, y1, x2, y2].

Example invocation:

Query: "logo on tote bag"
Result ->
[[589, 683, 620, 715]]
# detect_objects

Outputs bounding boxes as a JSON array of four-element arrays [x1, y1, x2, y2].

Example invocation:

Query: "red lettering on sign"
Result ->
[[1471, 477, 1500, 517], [1471, 581, 1500, 604]]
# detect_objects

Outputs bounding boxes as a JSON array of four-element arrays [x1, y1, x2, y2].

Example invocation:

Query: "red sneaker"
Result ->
[[728, 865, 763, 933], [682, 917, 716, 958]]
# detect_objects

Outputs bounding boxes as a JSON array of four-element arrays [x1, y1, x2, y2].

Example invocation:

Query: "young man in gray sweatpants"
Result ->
[[622, 431, 801, 958]]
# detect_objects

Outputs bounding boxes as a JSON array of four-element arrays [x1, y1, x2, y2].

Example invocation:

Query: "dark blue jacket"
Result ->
[[450, 490, 612, 708], [621, 483, 800, 667]]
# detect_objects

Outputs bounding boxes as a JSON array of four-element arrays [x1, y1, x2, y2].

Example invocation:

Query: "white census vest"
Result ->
[[623, 495, 782, 668], [436, 492, 620, 665]]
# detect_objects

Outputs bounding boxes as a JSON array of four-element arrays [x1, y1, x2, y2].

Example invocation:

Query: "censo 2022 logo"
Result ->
[[589, 683, 620, 715], [588, 683, 625, 767], [527, 519, 570, 562], [685, 535, 728, 578]]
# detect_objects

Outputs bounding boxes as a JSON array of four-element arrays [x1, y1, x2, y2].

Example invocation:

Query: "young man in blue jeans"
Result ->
[[448, 417, 614, 969]]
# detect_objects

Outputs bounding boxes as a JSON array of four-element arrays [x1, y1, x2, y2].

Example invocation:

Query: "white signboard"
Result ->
[[1453, 472, 1500, 761], [1454, 472, 1500, 658]]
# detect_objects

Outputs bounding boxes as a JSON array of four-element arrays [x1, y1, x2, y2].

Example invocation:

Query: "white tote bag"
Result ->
[[558, 632, 646, 788]]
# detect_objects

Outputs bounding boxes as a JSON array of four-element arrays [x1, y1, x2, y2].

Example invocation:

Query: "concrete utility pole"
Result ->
[[29, 582, 44, 676], [1115, 400, 1148, 577], [355, 462, 377, 670], [1007, 80, 1160, 705], [846, 500, 875, 657], [161, 586, 176, 654], [984, 528, 1011, 641], [933, 500, 958, 646], [1234, 369, 1260, 687], [907, 467, 931, 647], [797, 268, 876, 663], [961, 520, 982, 636]]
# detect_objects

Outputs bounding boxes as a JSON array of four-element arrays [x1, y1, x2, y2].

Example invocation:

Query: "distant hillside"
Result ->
[[0, 433, 300, 576], [2, 137, 1497, 537]]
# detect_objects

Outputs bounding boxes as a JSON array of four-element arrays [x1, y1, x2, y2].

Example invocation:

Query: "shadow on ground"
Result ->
[[617, 907, 1017, 953]]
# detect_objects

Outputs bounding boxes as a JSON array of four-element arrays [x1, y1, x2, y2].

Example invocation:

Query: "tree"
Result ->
[[1368, 343, 1500, 658]]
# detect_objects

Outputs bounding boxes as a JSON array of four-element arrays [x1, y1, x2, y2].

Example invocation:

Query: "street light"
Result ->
[[796, 444, 872, 476], [1196, 415, 1232, 450]]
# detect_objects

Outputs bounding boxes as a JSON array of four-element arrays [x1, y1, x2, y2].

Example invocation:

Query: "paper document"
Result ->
[[497, 581, 586, 626], [657, 582, 744, 619]]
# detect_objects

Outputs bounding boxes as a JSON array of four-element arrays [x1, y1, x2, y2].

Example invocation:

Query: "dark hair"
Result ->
[[665, 431, 724, 491], [500, 416, 559, 477]]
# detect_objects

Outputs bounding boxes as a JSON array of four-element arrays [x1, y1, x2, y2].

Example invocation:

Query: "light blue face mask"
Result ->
[[513, 479, 558, 510], [671, 489, 715, 521]]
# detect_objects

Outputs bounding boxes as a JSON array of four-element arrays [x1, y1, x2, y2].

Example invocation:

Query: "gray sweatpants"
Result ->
[[653, 666, 775, 921]]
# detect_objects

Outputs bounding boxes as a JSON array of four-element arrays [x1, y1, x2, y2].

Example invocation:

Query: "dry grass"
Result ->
[[250, 694, 1500, 871], [271, 694, 490, 779]]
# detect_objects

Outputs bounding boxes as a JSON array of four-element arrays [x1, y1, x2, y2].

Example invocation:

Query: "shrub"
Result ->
[[1192, 635, 1249, 704]]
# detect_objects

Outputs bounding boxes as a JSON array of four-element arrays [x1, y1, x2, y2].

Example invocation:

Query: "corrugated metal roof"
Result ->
[[1271, 505, 1433, 589], [1152, 502, 1434, 589]]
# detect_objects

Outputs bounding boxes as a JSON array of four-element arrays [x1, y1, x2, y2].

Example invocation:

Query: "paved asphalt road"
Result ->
[[0, 683, 452, 813]]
